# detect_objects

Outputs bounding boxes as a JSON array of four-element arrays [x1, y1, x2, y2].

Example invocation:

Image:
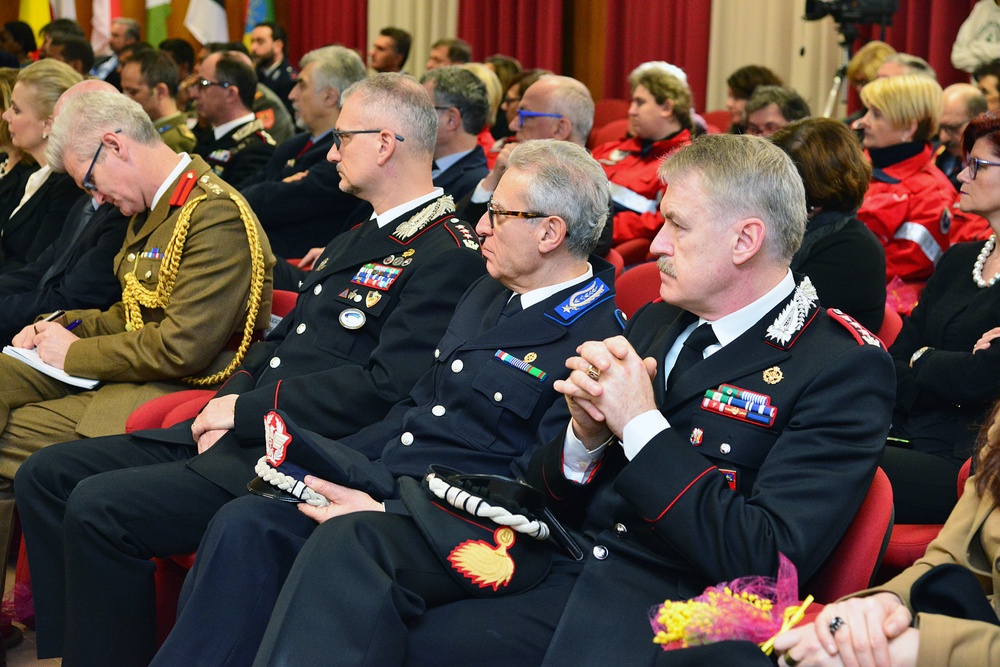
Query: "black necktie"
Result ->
[[667, 323, 718, 389], [498, 293, 522, 323]]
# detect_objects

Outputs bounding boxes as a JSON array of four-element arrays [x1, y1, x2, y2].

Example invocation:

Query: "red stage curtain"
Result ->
[[856, 0, 980, 88], [457, 0, 563, 72], [287, 0, 367, 64], [602, 1, 712, 111]]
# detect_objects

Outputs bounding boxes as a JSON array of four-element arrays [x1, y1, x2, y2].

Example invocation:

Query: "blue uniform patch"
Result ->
[[544, 278, 614, 326]]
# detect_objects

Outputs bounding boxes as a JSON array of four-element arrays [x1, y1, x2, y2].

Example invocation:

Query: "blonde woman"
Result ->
[[0, 59, 82, 272]]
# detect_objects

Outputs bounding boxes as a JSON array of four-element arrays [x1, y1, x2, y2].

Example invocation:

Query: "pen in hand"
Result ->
[[66, 319, 83, 332]]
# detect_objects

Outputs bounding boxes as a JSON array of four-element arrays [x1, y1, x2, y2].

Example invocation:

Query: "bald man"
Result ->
[[937, 83, 988, 190]]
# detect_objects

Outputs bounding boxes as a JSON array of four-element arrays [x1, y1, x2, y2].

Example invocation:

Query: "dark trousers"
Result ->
[[253, 511, 579, 667], [880, 445, 963, 524], [14, 431, 237, 667]]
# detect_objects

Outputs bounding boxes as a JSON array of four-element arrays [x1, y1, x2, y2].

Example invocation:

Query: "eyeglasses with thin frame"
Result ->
[[968, 156, 1000, 180], [486, 198, 550, 229], [516, 109, 562, 128], [193, 78, 232, 90], [331, 129, 405, 150], [82, 128, 122, 192]]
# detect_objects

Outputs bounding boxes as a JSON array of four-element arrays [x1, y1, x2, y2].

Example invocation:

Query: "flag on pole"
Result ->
[[51, 0, 77, 20], [18, 0, 51, 39], [185, 0, 228, 45], [91, 0, 121, 57], [243, 0, 274, 50], [146, 0, 172, 47]]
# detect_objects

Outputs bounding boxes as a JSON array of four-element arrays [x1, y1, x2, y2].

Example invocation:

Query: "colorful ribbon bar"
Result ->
[[495, 350, 547, 382]]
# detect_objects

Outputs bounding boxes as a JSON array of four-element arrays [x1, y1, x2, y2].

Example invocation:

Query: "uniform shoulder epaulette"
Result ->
[[390, 196, 456, 245], [168, 170, 199, 206], [827, 308, 885, 349], [443, 218, 481, 252], [764, 277, 819, 350], [233, 118, 266, 142], [544, 277, 614, 326]]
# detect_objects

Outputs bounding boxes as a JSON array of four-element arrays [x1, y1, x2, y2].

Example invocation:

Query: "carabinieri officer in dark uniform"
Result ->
[[249, 134, 896, 667]]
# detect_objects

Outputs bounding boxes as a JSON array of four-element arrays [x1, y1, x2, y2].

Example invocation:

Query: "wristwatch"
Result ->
[[909, 346, 931, 368]]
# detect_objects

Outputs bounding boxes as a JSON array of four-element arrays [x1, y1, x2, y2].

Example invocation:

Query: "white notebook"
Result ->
[[2, 346, 100, 389]]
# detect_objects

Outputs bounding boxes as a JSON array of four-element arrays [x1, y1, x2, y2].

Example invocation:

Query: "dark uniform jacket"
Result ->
[[0, 161, 37, 224], [527, 281, 895, 665], [256, 58, 297, 114], [193, 117, 277, 186], [168, 197, 487, 496], [0, 198, 127, 343], [0, 170, 80, 274], [240, 132, 370, 258], [332, 258, 623, 491], [433, 146, 489, 202]]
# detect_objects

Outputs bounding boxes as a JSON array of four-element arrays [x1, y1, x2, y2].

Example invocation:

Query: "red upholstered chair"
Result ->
[[604, 248, 625, 278], [614, 261, 662, 318], [700, 109, 731, 134], [805, 467, 894, 604], [588, 118, 630, 149], [877, 305, 903, 348], [613, 237, 653, 267], [876, 458, 972, 584], [593, 98, 630, 131]]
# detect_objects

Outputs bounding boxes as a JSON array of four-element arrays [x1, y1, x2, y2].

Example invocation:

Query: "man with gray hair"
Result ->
[[420, 66, 490, 201], [16, 72, 487, 667], [745, 85, 811, 137], [877, 52, 937, 79], [0, 88, 274, 482], [92, 17, 141, 89], [157, 138, 623, 667], [252, 134, 896, 666], [239, 45, 370, 261], [460, 75, 596, 225]]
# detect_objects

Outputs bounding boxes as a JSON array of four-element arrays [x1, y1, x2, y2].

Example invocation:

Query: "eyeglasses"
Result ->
[[968, 156, 1000, 179], [502, 96, 520, 106], [486, 199, 550, 229], [516, 109, 562, 128], [433, 106, 453, 112], [82, 128, 122, 192], [193, 78, 231, 90], [939, 122, 967, 136], [331, 129, 405, 149]]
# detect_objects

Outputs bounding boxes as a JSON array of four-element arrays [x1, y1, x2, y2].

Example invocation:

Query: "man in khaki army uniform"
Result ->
[[191, 51, 277, 185], [121, 49, 196, 153], [0, 90, 274, 475]]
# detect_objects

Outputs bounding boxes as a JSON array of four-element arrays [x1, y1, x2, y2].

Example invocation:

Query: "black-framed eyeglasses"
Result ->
[[516, 109, 562, 128], [82, 128, 122, 192], [502, 96, 520, 106], [331, 129, 405, 150], [193, 78, 232, 90], [486, 198, 550, 229], [969, 156, 1000, 180]]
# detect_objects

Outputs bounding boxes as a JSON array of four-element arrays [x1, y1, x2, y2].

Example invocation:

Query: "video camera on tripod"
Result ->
[[804, 0, 900, 117]]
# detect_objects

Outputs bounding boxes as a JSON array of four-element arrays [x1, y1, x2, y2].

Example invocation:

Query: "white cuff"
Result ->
[[621, 410, 670, 460]]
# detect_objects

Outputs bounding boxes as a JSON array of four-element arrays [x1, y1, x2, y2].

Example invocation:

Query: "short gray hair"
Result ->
[[420, 66, 490, 135], [506, 139, 608, 259], [659, 134, 806, 263], [113, 17, 141, 42], [341, 72, 436, 157], [299, 45, 366, 102], [883, 53, 937, 80], [539, 75, 595, 145], [47, 91, 158, 172]]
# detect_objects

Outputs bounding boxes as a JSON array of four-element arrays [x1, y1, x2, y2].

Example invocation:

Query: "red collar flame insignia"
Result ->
[[447, 526, 516, 591], [264, 411, 291, 466]]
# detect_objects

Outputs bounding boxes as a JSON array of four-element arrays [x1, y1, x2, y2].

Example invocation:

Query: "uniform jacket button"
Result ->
[[269, 357, 281, 368], [451, 359, 464, 373], [127, 252, 136, 261], [313, 284, 322, 295], [400, 432, 414, 446], [434, 349, 440, 359], [614, 523, 627, 537], [719, 443, 731, 455], [493, 392, 503, 402], [592, 545, 609, 560], [296, 323, 307, 334], [431, 405, 446, 417]]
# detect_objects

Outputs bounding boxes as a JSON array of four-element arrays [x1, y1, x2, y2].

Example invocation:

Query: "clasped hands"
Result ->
[[553, 335, 658, 450], [11, 321, 78, 370]]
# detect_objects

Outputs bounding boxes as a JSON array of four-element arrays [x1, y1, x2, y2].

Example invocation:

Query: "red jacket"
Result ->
[[858, 146, 961, 282], [592, 130, 692, 245]]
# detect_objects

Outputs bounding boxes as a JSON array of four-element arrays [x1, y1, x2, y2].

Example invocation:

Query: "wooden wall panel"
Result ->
[[566, 0, 607, 101]]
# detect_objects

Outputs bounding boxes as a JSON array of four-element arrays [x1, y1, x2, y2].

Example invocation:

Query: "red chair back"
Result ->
[[613, 237, 653, 266], [614, 261, 662, 318], [877, 306, 903, 348], [807, 467, 894, 603], [589, 118, 630, 149], [701, 109, 731, 133], [593, 98, 630, 130], [604, 248, 625, 278]]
